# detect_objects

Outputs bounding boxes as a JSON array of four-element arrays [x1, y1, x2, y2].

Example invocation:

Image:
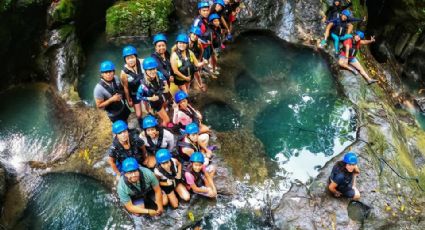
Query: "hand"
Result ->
[[207, 188, 216, 197], [111, 93, 122, 102], [347, 0, 351, 3], [185, 76, 191, 82], [156, 206, 164, 215], [370, 36, 375, 42], [334, 191, 342, 197], [172, 102, 179, 110], [205, 149, 212, 158], [169, 76, 174, 82], [148, 209, 157, 216], [150, 95, 159, 101]]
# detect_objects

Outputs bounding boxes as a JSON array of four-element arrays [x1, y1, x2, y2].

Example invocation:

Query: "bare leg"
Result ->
[[156, 107, 170, 126], [338, 58, 358, 74], [167, 191, 179, 209], [134, 102, 142, 120], [175, 183, 190, 202], [350, 61, 374, 82]]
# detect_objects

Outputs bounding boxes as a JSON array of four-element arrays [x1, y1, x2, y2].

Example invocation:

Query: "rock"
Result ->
[[47, 0, 76, 27], [105, 0, 173, 42], [414, 97, 425, 113], [0, 164, 6, 207]]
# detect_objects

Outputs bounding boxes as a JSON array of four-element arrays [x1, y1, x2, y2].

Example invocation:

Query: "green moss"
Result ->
[[58, 24, 74, 42], [0, 0, 13, 13], [105, 0, 173, 39], [51, 0, 75, 24], [367, 125, 388, 156]]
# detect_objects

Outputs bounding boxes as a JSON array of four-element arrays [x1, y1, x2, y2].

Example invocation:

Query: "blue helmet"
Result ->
[[176, 33, 189, 44], [153, 33, 167, 45], [185, 123, 199, 135], [209, 13, 221, 22], [143, 57, 158, 70], [198, 1, 209, 9], [343, 152, 358, 165], [190, 152, 205, 163], [112, 120, 128, 134], [355, 31, 365, 39], [142, 115, 158, 129], [100, 60, 115, 72], [122, 157, 139, 172], [189, 26, 202, 37], [122, 45, 137, 58], [341, 9, 351, 17], [156, 149, 172, 164], [174, 90, 188, 103], [214, 0, 225, 7]]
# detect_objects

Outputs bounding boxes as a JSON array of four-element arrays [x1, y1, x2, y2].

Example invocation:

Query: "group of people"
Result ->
[[92, 0, 365, 219], [320, 0, 378, 85], [93, 0, 242, 217]]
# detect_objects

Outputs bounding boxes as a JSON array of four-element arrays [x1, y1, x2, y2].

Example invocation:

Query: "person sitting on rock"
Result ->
[[120, 45, 144, 124], [117, 157, 165, 216], [185, 152, 217, 198], [173, 90, 210, 134], [94, 60, 130, 123], [209, 0, 231, 42], [154, 149, 190, 208], [328, 152, 361, 200], [107, 120, 148, 181], [171, 34, 206, 94], [338, 31, 378, 85], [320, 9, 365, 56], [177, 122, 215, 168], [188, 26, 207, 90], [322, 0, 352, 23], [136, 57, 172, 127], [139, 115, 176, 169]]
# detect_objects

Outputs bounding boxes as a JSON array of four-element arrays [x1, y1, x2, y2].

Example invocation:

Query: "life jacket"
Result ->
[[98, 78, 125, 113], [211, 26, 222, 48], [151, 52, 172, 81], [123, 59, 144, 96], [187, 165, 205, 188], [189, 39, 201, 60], [331, 18, 349, 36], [156, 160, 177, 186], [347, 38, 361, 57], [110, 130, 145, 164], [193, 15, 211, 47], [123, 169, 151, 201], [329, 161, 353, 191], [178, 105, 200, 129], [177, 136, 200, 162], [144, 128, 164, 155], [176, 50, 196, 78], [140, 72, 165, 98]]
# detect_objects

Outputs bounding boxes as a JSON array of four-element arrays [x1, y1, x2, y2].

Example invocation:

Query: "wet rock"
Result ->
[[47, 0, 76, 27], [414, 97, 425, 113], [0, 164, 6, 206]]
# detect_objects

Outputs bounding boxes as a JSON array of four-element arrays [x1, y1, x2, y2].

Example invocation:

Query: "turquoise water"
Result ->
[[205, 32, 356, 182], [16, 173, 132, 229], [203, 102, 241, 132], [0, 84, 61, 167]]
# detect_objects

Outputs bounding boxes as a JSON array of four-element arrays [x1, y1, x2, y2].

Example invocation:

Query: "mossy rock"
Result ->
[[105, 0, 173, 39], [50, 0, 76, 25]]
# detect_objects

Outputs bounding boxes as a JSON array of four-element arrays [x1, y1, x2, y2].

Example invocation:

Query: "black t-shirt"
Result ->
[[330, 162, 354, 192]]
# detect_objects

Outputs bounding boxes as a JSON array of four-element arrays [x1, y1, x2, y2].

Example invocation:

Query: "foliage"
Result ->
[[51, 0, 76, 25], [105, 0, 173, 39]]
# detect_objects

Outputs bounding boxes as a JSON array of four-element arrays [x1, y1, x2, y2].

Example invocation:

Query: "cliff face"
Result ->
[[366, 0, 425, 82]]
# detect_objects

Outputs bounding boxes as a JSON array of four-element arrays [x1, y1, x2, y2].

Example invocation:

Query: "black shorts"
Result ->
[[108, 105, 131, 123], [339, 188, 355, 198], [161, 185, 175, 194], [149, 97, 165, 112], [174, 77, 190, 86]]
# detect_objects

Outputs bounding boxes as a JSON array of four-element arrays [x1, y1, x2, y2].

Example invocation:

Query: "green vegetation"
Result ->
[[105, 0, 173, 39], [51, 0, 75, 25]]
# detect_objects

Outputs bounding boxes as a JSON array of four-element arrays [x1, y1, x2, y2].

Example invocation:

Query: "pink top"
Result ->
[[184, 165, 206, 186], [173, 105, 201, 126]]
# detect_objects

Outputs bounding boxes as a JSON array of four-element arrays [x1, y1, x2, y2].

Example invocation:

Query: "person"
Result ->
[[120, 45, 144, 123], [209, 0, 231, 41], [209, 13, 223, 72], [173, 90, 210, 134], [223, 0, 241, 34], [139, 115, 176, 169], [328, 152, 361, 200], [193, 1, 213, 69], [170, 34, 206, 93], [94, 60, 130, 122], [338, 31, 378, 85], [185, 152, 217, 198], [176, 122, 214, 167], [154, 149, 190, 208], [117, 157, 165, 216], [136, 57, 171, 127], [321, 9, 364, 55], [107, 120, 148, 180], [188, 26, 208, 89], [322, 0, 352, 22], [150, 34, 173, 85]]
